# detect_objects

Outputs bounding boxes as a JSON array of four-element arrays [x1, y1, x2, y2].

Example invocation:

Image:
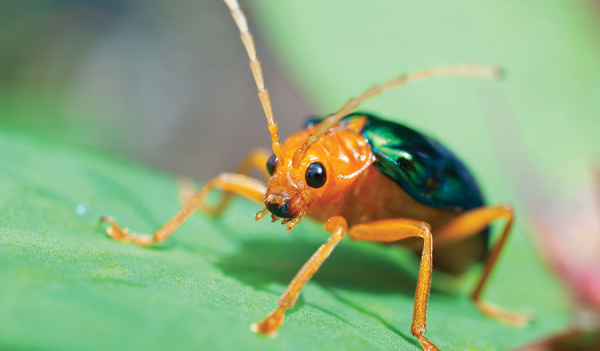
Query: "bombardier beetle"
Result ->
[[101, 0, 529, 349]]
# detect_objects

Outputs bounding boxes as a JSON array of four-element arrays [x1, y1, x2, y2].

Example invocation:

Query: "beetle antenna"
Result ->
[[292, 63, 501, 167], [223, 0, 283, 160]]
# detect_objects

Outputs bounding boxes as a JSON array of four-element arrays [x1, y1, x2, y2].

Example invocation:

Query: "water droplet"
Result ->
[[76, 203, 88, 216]]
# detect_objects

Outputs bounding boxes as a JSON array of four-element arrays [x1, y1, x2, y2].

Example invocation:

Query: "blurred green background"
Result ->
[[1, 1, 599, 186], [1, 0, 600, 350], [0, 0, 309, 179]]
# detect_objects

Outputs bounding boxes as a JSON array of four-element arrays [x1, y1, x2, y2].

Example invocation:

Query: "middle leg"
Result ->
[[179, 148, 271, 217], [102, 173, 266, 246]]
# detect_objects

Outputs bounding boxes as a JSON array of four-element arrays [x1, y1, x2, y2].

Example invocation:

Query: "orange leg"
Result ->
[[252, 216, 348, 336], [179, 149, 271, 217], [434, 204, 529, 326], [253, 216, 439, 350], [101, 173, 267, 246], [349, 218, 439, 351]]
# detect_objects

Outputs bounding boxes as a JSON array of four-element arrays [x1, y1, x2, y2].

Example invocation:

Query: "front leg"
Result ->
[[101, 173, 266, 246], [252, 216, 348, 335], [253, 216, 438, 350], [349, 218, 438, 351]]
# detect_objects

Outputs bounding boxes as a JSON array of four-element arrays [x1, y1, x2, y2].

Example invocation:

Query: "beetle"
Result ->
[[101, 0, 528, 349]]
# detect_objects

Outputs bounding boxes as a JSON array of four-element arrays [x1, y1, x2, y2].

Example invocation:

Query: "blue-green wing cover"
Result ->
[[356, 113, 484, 212]]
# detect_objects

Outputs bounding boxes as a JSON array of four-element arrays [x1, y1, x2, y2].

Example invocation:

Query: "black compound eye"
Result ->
[[305, 162, 327, 188], [266, 154, 278, 176]]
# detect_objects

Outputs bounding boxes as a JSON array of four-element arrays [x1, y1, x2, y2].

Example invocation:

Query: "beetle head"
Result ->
[[260, 117, 374, 230]]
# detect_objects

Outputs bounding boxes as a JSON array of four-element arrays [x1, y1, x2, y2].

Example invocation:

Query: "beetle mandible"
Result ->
[[101, 0, 529, 349]]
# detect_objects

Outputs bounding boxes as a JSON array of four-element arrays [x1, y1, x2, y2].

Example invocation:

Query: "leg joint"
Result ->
[[419, 222, 432, 239], [497, 203, 514, 221]]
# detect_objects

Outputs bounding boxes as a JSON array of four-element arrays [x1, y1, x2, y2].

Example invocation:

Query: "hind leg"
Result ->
[[434, 204, 529, 326]]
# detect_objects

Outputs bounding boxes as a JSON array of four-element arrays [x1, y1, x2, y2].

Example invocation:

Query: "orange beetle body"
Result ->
[[269, 115, 487, 275]]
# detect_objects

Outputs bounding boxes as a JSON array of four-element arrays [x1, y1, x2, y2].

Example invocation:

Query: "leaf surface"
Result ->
[[0, 130, 569, 350]]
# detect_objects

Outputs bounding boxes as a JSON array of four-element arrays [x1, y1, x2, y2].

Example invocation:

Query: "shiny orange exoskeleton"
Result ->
[[101, 1, 529, 349]]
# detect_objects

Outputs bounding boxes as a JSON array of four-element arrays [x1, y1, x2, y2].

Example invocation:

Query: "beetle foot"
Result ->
[[476, 300, 532, 327], [100, 216, 155, 246], [251, 307, 286, 337], [418, 335, 441, 351]]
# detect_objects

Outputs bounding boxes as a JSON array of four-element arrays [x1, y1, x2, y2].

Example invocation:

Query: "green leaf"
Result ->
[[0, 128, 569, 350]]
